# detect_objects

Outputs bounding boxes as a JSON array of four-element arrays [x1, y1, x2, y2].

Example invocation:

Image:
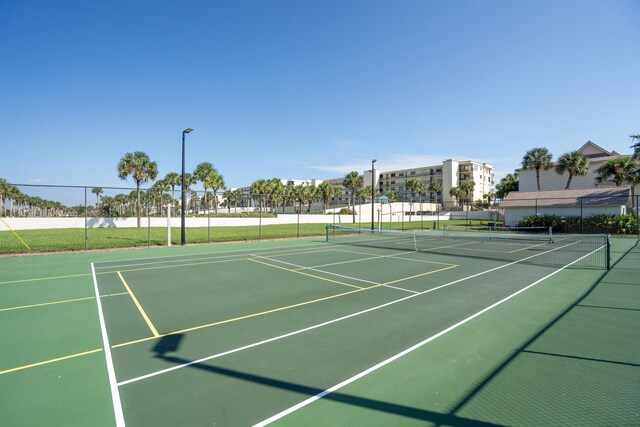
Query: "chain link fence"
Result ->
[[498, 193, 640, 235], [2, 183, 637, 255]]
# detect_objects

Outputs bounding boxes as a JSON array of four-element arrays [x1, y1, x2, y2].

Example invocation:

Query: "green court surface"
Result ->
[[1, 235, 638, 426]]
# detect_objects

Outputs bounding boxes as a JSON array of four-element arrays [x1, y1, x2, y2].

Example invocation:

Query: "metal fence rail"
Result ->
[[1, 183, 638, 255]]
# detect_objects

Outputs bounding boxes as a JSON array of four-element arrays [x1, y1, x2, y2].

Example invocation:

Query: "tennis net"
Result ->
[[326, 225, 610, 269]]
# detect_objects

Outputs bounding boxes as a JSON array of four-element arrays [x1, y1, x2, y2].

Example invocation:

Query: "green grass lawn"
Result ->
[[0, 219, 500, 255]]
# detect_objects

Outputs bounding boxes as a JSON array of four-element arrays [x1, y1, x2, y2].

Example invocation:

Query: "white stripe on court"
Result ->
[[253, 243, 605, 426], [93, 242, 331, 270], [91, 263, 126, 427], [250, 254, 382, 287], [117, 240, 582, 388]]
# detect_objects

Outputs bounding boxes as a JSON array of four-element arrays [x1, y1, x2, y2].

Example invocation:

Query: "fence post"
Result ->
[[580, 197, 583, 234], [420, 196, 423, 230], [465, 200, 469, 231], [84, 187, 88, 252], [259, 194, 262, 241], [147, 190, 151, 248], [207, 193, 211, 244]]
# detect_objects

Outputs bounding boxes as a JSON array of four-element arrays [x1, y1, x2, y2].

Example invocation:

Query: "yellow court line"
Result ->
[[0, 272, 92, 286], [259, 248, 336, 258], [0, 348, 103, 376], [0, 292, 129, 313], [113, 286, 369, 349], [0, 216, 31, 250], [383, 264, 459, 286], [3, 282, 384, 373], [248, 258, 364, 290], [0, 296, 95, 312], [117, 271, 160, 337], [114, 257, 247, 274], [0, 248, 334, 286]]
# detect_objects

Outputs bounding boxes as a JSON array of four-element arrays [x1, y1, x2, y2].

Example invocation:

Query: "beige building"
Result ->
[[518, 141, 633, 191], [378, 160, 494, 207], [326, 159, 494, 208]]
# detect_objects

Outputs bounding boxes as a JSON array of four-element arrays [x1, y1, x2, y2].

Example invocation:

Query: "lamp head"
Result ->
[[183, 128, 193, 134]]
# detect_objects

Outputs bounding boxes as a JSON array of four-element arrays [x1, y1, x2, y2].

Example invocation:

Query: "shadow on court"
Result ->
[[439, 239, 640, 426], [151, 344, 505, 426], [145, 239, 639, 426]]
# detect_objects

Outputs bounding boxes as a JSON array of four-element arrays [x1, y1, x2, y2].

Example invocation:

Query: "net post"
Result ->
[[606, 234, 611, 270], [325, 224, 329, 242], [443, 224, 447, 236]]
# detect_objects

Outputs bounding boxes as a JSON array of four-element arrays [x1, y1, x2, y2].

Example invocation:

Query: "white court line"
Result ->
[[91, 263, 126, 427], [301, 249, 427, 270], [93, 242, 330, 270], [255, 254, 420, 295], [253, 254, 420, 295], [251, 254, 382, 287], [254, 243, 605, 426], [117, 240, 581, 388]]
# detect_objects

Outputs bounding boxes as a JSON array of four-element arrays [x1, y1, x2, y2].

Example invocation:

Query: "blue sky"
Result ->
[[1, 0, 639, 196]]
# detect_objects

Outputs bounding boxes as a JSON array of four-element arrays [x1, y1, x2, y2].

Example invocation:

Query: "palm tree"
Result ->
[[385, 189, 398, 203], [459, 180, 475, 204], [292, 185, 305, 214], [150, 179, 170, 215], [483, 191, 496, 206], [251, 179, 268, 212], [204, 171, 226, 213], [428, 180, 442, 204], [404, 178, 424, 220], [91, 187, 103, 212], [495, 172, 519, 199], [555, 151, 589, 189], [117, 151, 158, 227], [343, 171, 363, 223], [316, 182, 334, 212], [449, 186, 463, 207], [522, 147, 553, 191], [595, 157, 638, 187], [630, 134, 640, 160], [193, 162, 219, 214], [6, 184, 20, 217], [164, 172, 181, 202], [358, 186, 372, 204], [222, 189, 240, 213], [0, 178, 9, 216], [267, 179, 286, 213]]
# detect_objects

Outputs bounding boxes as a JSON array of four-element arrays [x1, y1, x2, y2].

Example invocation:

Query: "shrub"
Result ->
[[516, 213, 638, 234]]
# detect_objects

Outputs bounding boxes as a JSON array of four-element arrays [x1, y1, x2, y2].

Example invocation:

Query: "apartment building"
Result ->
[[326, 159, 494, 207]]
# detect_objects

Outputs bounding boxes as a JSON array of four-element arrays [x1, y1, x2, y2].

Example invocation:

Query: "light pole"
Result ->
[[371, 159, 377, 231], [181, 128, 193, 246]]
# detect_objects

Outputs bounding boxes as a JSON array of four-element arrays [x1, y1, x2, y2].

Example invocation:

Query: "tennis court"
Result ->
[[1, 229, 638, 426]]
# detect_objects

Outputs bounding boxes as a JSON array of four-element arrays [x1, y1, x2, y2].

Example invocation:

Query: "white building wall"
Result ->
[[442, 159, 458, 207], [519, 167, 607, 191]]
